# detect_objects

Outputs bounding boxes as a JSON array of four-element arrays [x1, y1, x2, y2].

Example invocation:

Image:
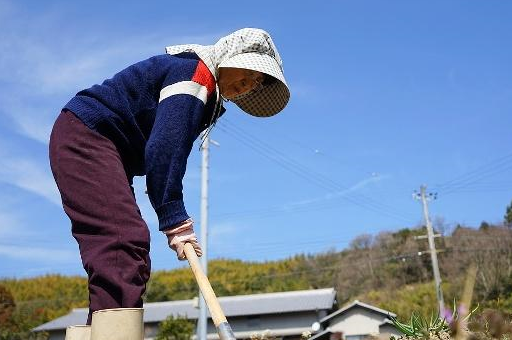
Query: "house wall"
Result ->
[[47, 330, 65, 340], [328, 308, 387, 337], [143, 311, 322, 339], [378, 324, 402, 337], [229, 311, 319, 334]]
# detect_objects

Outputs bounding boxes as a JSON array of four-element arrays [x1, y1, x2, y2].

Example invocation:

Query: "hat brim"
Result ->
[[219, 53, 290, 117]]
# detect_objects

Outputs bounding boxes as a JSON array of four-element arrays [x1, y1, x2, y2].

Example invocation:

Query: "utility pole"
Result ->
[[413, 185, 445, 314], [198, 136, 209, 340]]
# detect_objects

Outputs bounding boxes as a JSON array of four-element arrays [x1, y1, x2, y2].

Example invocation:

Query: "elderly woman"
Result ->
[[49, 28, 289, 338]]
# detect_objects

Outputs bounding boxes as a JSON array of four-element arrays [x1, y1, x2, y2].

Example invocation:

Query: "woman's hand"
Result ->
[[163, 219, 203, 260]]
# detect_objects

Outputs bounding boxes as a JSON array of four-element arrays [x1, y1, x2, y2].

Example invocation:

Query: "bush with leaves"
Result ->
[[155, 315, 194, 340]]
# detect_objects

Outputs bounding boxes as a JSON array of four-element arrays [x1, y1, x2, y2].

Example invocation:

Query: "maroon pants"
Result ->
[[49, 110, 151, 324]]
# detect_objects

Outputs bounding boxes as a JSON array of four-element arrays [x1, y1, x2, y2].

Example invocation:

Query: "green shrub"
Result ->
[[155, 315, 194, 340]]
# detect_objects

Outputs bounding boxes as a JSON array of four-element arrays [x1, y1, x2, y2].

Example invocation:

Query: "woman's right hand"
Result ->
[[162, 219, 203, 260]]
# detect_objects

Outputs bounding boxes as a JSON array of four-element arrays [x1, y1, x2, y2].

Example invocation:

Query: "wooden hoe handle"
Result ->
[[184, 243, 236, 340]]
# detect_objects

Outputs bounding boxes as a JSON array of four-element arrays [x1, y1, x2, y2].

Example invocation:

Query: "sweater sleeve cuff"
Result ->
[[156, 200, 190, 231]]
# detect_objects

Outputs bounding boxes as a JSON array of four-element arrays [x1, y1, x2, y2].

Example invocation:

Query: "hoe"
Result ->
[[184, 243, 236, 340]]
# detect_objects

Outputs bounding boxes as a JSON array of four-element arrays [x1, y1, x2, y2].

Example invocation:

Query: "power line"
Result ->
[[211, 198, 353, 221], [435, 153, 512, 189], [229, 116, 393, 180], [438, 181, 512, 195], [433, 153, 512, 194], [218, 120, 416, 223]]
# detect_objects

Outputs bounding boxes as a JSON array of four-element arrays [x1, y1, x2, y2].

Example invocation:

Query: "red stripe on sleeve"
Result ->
[[191, 60, 216, 96]]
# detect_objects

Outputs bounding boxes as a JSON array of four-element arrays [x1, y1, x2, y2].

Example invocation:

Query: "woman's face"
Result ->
[[218, 67, 265, 100]]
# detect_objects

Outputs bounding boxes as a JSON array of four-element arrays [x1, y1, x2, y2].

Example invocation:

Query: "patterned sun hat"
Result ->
[[165, 28, 290, 117], [216, 29, 290, 117]]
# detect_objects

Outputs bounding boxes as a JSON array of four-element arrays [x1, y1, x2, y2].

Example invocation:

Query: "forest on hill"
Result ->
[[2, 222, 512, 339]]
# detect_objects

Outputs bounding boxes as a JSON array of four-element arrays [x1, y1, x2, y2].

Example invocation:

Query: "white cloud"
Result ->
[[14, 113, 53, 144], [0, 194, 47, 240], [0, 196, 78, 270], [0, 209, 77, 274], [0, 244, 76, 263], [0, 157, 61, 205], [210, 222, 238, 239], [278, 173, 387, 210], [0, 210, 22, 238], [208, 222, 244, 255], [0, 96, 55, 143]]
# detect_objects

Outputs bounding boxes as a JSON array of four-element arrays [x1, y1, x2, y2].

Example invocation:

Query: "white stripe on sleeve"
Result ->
[[159, 81, 208, 104]]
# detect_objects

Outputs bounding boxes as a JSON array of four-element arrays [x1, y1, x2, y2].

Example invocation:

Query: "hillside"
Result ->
[[2, 224, 512, 338]]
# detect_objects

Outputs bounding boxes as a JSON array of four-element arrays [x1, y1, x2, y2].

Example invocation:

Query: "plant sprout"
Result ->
[[389, 302, 478, 339]]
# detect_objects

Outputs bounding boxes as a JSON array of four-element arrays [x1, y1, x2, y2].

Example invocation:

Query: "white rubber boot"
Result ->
[[90, 308, 144, 340], [65, 325, 91, 340]]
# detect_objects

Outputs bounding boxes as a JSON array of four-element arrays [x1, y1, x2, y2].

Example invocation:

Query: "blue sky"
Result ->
[[1, 0, 511, 278]]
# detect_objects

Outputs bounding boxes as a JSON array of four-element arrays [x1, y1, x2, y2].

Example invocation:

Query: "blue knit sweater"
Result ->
[[65, 52, 221, 231]]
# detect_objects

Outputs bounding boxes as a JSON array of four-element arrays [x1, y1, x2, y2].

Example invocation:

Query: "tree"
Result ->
[[155, 315, 194, 340], [505, 200, 512, 226], [479, 221, 491, 230], [349, 234, 373, 250], [0, 285, 48, 340], [0, 284, 15, 325]]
